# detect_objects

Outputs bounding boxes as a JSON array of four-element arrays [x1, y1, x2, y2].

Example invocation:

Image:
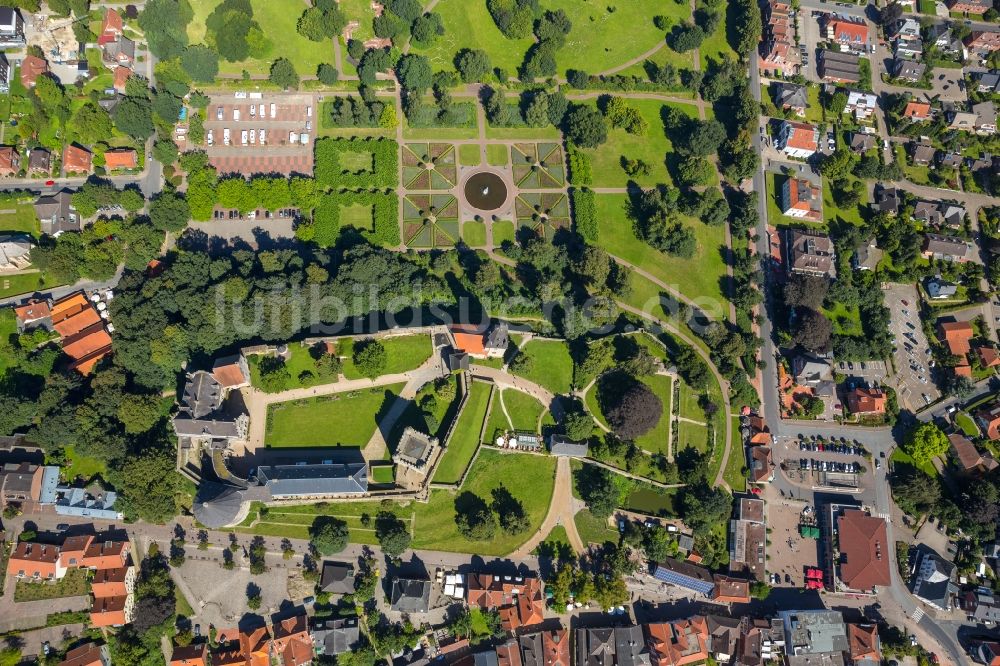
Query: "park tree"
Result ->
[[139, 0, 193, 59], [153, 138, 179, 166], [491, 488, 530, 535], [563, 411, 594, 441], [456, 48, 491, 83], [524, 93, 550, 127], [180, 45, 219, 83], [353, 340, 387, 379], [792, 308, 833, 353], [149, 192, 190, 232], [309, 516, 349, 555], [396, 54, 433, 92], [317, 63, 339, 84], [411, 12, 444, 45], [575, 464, 619, 519], [901, 423, 949, 466], [667, 23, 706, 53], [375, 511, 412, 558], [603, 376, 663, 440], [113, 96, 155, 141], [676, 156, 715, 187], [455, 492, 497, 540], [825, 90, 848, 115], [117, 394, 162, 434], [783, 274, 829, 310], [564, 105, 607, 148], [269, 58, 300, 89]]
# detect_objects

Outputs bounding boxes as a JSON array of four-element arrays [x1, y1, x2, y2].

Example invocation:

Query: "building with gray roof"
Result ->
[[653, 558, 716, 596], [255, 462, 368, 498], [392, 427, 438, 474], [172, 369, 249, 442], [549, 435, 589, 457], [778, 610, 848, 665], [390, 577, 432, 613], [320, 561, 357, 595], [313, 616, 361, 655], [912, 545, 958, 611], [34, 190, 79, 236]]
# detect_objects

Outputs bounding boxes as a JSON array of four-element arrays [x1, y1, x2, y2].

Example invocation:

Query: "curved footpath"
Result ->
[[510, 457, 587, 558]]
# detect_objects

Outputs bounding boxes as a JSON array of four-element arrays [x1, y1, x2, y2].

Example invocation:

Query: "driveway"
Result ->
[[799, 11, 824, 83], [884, 283, 939, 412]]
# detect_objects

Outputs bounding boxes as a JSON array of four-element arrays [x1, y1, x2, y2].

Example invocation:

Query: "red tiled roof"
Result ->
[[20, 55, 48, 88], [904, 102, 931, 119], [62, 145, 92, 172], [938, 320, 974, 356], [7, 541, 59, 579], [711, 574, 751, 603], [783, 122, 817, 150], [830, 19, 868, 43], [103, 148, 136, 169], [451, 326, 487, 356], [0, 146, 18, 171], [59, 643, 107, 666], [170, 644, 208, 666], [836, 510, 891, 591], [848, 624, 880, 662], [644, 618, 710, 666], [846, 387, 887, 415], [99, 8, 123, 44], [114, 65, 131, 91], [14, 300, 50, 323], [89, 594, 128, 627], [979, 345, 1000, 368]]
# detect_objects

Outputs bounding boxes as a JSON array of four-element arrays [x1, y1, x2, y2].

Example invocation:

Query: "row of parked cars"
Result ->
[[797, 441, 866, 456], [799, 459, 862, 473]]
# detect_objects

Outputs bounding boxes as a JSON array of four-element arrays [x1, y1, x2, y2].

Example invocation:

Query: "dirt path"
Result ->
[[510, 456, 586, 557], [593, 41, 670, 77], [469, 364, 564, 421]]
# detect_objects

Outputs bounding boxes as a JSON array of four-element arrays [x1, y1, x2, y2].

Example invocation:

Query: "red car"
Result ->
[[901, 299, 909, 306], [44, 180, 54, 186]]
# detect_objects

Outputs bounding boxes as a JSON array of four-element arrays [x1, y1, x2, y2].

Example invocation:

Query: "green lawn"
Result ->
[[340, 334, 433, 379], [187, 0, 330, 77], [574, 508, 619, 546], [955, 411, 980, 437], [408, 0, 535, 74], [0, 203, 40, 236], [579, 99, 700, 189], [635, 374, 672, 455], [0, 308, 17, 377], [483, 387, 511, 442], [434, 380, 491, 483], [891, 447, 938, 477], [511, 339, 574, 394], [371, 465, 395, 484], [822, 301, 863, 336], [461, 221, 487, 247], [412, 449, 556, 554], [584, 383, 610, 431], [593, 193, 727, 304], [338, 0, 376, 42], [15, 568, 89, 602], [0, 272, 59, 300], [501, 388, 547, 432], [547, 0, 670, 76], [492, 220, 515, 245], [486, 144, 509, 166], [723, 416, 747, 492], [677, 419, 710, 454], [60, 445, 108, 482], [699, 9, 736, 69], [823, 175, 867, 226], [459, 144, 481, 166], [678, 380, 706, 423], [237, 500, 413, 544], [919, 0, 936, 12], [265, 383, 405, 447], [248, 344, 340, 392]]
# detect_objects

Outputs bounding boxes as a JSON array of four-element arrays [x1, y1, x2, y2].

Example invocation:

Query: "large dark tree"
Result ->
[[783, 274, 830, 311], [375, 511, 412, 558], [309, 516, 349, 555], [564, 105, 607, 148], [792, 308, 833, 353]]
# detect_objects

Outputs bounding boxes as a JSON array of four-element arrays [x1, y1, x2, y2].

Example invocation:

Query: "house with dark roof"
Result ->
[[778, 610, 849, 666], [962, 588, 1000, 624], [849, 132, 876, 152], [780, 177, 822, 221], [549, 435, 589, 457], [847, 624, 881, 666], [576, 626, 650, 666], [27, 148, 50, 175], [255, 462, 369, 498], [34, 190, 80, 236], [912, 545, 958, 610], [319, 561, 356, 595], [853, 238, 882, 271], [312, 616, 360, 656], [948, 433, 998, 475], [172, 366, 250, 442], [653, 558, 716, 596], [102, 35, 135, 68], [818, 49, 861, 82], [390, 577, 432, 613], [729, 498, 766, 581], [775, 82, 807, 116], [520, 629, 571, 666], [926, 276, 957, 299], [786, 229, 836, 278], [892, 58, 926, 82], [911, 142, 936, 166], [872, 186, 900, 215], [923, 233, 970, 262]]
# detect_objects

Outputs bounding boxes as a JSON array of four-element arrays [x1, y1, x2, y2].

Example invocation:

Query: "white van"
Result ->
[[216, 106, 223, 120], [299, 133, 309, 145], [249, 129, 256, 144], [207, 129, 214, 146], [234, 108, 241, 121], [223, 128, 231, 145], [259, 129, 266, 145], [259, 103, 265, 117], [250, 104, 256, 118], [270, 103, 276, 119], [241, 129, 248, 144], [288, 131, 297, 143], [306, 105, 312, 118]]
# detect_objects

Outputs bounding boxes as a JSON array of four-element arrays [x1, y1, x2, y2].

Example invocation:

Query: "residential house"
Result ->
[[711, 575, 751, 604], [271, 614, 313, 666], [0, 462, 43, 506], [941, 204, 966, 227], [49, 292, 113, 374], [949, 433, 999, 476], [845, 91, 876, 120], [102, 36, 135, 68], [467, 572, 545, 631], [389, 577, 432, 613], [776, 121, 818, 158], [653, 558, 716, 596], [213, 625, 270, 666], [730, 497, 766, 581], [0, 7, 24, 47], [519, 629, 571, 666], [778, 610, 849, 666], [826, 16, 868, 50], [0, 145, 18, 176], [14, 300, 52, 331], [903, 101, 931, 121], [912, 546, 958, 611], [113, 65, 131, 92], [450, 322, 509, 359], [976, 71, 1000, 93], [948, 0, 991, 13], [966, 30, 1000, 52], [58, 643, 111, 666], [780, 177, 822, 221], [977, 400, 1000, 440], [962, 588, 1000, 623], [0, 53, 10, 93], [743, 414, 772, 446], [913, 200, 943, 225], [775, 82, 807, 116], [853, 238, 882, 270], [787, 229, 836, 277], [849, 132, 876, 152], [890, 16, 920, 39], [27, 148, 50, 176], [895, 35, 924, 59], [760, 0, 798, 76], [644, 618, 710, 666], [974, 101, 998, 134], [792, 353, 834, 386], [925, 276, 958, 299], [313, 616, 361, 656], [20, 54, 48, 88], [938, 152, 963, 169], [922, 233, 970, 261], [34, 190, 80, 236], [873, 186, 900, 215], [103, 148, 137, 170], [819, 50, 861, 83], [576, 626, 650, 666], [911, 142, 936, 166], [831, 507, 891, 593], [169, 644, 208, 666], [0, 234, 32, 271], [319, 561, 356, 595], [98, 8, 123, 45], [845, 387, 886, 415], [938, 319, 975, 358], [950, 110, 979, 132], [847, 624, 881, 666], [892, 58, 926, 82], [62, 145, 92, 174]]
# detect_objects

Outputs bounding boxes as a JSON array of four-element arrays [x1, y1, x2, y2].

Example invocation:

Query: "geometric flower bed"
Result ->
[[402, 143, 458, 191], [402, 193, 459, 248], [514, 192, 571, 239], [511, 143, 565, 189]]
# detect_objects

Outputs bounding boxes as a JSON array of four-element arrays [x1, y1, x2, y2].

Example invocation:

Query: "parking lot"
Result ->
[[774, 435, 873, 490], [800, 12, 822, 82], [835, 359, 888, 385], [202, 92, 317, 176], [884, 283, 940, 412]]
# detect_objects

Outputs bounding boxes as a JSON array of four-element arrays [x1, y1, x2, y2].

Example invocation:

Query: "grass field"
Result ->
[[593, 193, 727, 304], [340, 334, 433, 379], [0, 203, 40, 236], [237, 500, 413, 544], [15, 568, 89, 602], [823, 174, 867, 226], [677, 419, 710, 454], [585, 374, 671, 454], [408, 0, 535, 74], [723, 416, 747, 492], [371, 465, 395, 483], [699, 9, 736, 69], [584, 384, 610, 431], [462, 221, 487, 247], [412, 449, 556, 554], [492, 220, 515, 246], [0, 271, 59, 300], [891, 447, 938, 477], [459, 144, 481, 166], [511, 339, 574, 394], [265, 383, 405, 447], [434, 380, 491, 483], [487, 144, 509, 165], [187, 0, 330, 77], [61, 445, 108, 482], [678, 380, 706, 423], [574, 508, 619, 546], [578, 99, 699, 189], [501, 389, 547, 432], [483, 388, 510, 441], [338, 0, 376, 42], [955, 411, 980, 437], [248, 344, 340, 392]]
